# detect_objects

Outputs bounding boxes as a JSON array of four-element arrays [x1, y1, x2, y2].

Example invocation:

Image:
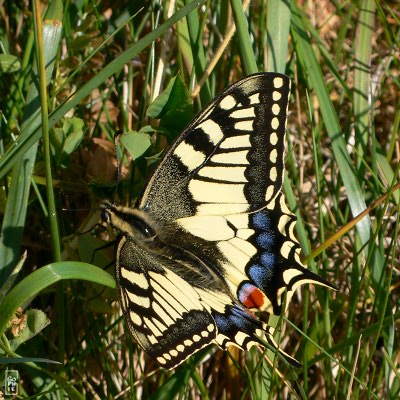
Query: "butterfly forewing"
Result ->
[[104, 73, 332, 369], [138, 73, 290, 219]]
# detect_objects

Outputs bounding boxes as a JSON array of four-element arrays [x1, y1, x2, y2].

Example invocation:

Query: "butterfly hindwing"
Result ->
[[115, 226, 217, 369]]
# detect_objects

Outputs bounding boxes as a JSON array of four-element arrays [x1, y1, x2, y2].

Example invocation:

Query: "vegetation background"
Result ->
[[0, 0, 399, 399]]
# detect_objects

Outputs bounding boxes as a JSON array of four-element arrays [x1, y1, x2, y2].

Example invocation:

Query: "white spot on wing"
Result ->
[[126, 290, 151, 309], [234, 121, 253, 131], [189, 180, 246, 203], [220, 95, 237, 110], [196, 203, 249, 215], [234, 331, 248, 346], [269, 148, 278, 163], [129, 311, 142, 326], [174, 141, 206, 171], [177, 344, 185, 352], [121, 268, 149, 290], [236, 228, 254, 240], [228, 237, 257, 257], [270, 132, 278, 145], [273, 91, 281, 101], [230, 107, 255, 119], [274, 77, 284, 88], [265, 186, 275, 202], [272, 103, 280, 115], [270, 166, 277, 182], [249, 93, 260, 104], [198, 165, 247, 182], [177, 215, 234, 240], [220, 134, 251, 149], [157, 357, 167, 365], [198, 119, 224, 144], [211, 150, 249, 165], [193, 334, 201, 342], [271, 117, 279, 130]]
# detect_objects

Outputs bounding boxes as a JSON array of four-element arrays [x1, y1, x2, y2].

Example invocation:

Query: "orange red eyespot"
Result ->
[[239, 283, 265, 309]]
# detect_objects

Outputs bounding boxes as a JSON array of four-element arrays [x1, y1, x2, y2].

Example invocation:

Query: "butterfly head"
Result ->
[[101, 201, 156, 241]]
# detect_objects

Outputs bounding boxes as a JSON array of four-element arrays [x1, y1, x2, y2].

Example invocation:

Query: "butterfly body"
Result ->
[[102, 73, 332, 369]]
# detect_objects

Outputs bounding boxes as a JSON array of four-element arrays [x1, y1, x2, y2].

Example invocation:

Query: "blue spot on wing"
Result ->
[[256, 231, 275, 250], [251, 212, 272, 230], [260, 252, 277, 268], [213, 305, 263, 343], [248, 263, 273, 288]]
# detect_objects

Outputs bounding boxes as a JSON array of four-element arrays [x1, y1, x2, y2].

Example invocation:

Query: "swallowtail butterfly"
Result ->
[[102, 73, 332, 369]]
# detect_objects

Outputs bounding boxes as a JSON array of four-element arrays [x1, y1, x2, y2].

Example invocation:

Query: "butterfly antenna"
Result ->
[[114, 129, 124, 185]]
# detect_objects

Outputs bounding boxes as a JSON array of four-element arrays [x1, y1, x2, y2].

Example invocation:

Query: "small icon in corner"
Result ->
[[5, 370, 19, 395]]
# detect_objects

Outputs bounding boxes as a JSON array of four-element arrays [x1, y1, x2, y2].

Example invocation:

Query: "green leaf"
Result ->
[[376, 153, 400, 203], [0, 357, 61, 365], [0, 54, 21, 73], [0, 262, 116, 336], [51, 117, 84, 166], [0, 13, 63, 286], [266, 0, 291, 73], [120, 130, 152, 161], [9, 309, 51, 351], [146, 149, 165, 167], [291, 2, 371, 247], [68, 34, 94, 51], [231, 0, 258, 75], [146, 74, 193, 141]]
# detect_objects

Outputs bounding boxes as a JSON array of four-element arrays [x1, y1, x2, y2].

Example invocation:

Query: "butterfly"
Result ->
[[101, 73, 332, 369]]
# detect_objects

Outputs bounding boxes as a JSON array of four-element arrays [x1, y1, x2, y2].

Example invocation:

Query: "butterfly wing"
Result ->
[[106, 73, 331, 369], [115, 231, 217, 369], [115, 229, 299, 369], [138, 73, 289, 219], [138, 73, 329, 313]]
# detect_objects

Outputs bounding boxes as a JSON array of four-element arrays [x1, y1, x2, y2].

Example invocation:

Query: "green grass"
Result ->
[[0, 0, 399, 398]]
